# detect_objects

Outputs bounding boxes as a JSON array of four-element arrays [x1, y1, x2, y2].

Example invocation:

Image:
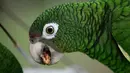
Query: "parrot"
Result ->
[[29, 0, 130, 73], [0, 43, 23, 73]]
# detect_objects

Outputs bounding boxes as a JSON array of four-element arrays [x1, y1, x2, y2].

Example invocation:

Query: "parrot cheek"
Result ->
[[29, 41, 64, 65]]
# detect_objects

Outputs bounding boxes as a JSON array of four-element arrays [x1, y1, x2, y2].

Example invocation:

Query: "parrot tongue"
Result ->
[[40, 46, 51, 65]]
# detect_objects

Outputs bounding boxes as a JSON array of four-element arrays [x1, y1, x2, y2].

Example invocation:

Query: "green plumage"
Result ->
[[0, 43, 23, 73], [29, 0, 130, 73]]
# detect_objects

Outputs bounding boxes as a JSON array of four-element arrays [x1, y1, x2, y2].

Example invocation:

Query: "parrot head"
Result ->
[[29, 3, 86, 65]]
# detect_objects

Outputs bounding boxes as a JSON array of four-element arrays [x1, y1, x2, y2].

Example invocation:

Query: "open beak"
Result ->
[[40, 46, 51, 65], [30, 42, 64, 65]]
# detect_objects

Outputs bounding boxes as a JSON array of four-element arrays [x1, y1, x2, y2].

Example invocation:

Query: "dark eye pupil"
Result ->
[[48, 28, 52, 32], [46, 26, 54, 34]]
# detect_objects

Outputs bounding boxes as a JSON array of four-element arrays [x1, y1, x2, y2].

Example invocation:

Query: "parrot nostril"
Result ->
[[30, 39, 34, 43], [29, 39, 34, 43]]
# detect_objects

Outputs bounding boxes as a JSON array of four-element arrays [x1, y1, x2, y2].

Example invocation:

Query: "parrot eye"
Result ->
[[46, 26, 54, 34], [42, 23, 59, 39]]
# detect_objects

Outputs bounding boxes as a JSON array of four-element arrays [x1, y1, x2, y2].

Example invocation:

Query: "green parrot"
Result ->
[[29, 0, 130, 73], [0, 43, 23, 73]]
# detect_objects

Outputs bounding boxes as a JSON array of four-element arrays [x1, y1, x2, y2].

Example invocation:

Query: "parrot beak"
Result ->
[[30, 42, 64, 65]]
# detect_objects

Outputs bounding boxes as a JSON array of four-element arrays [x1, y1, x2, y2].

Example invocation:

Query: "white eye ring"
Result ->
[[42, 23, 59, 39]]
